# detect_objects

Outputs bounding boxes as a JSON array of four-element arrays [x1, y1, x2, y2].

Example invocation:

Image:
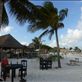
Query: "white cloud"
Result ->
[[0, 26, 13, 35], [81, 7, 82, 11], [60, 29, 82, 47], [60, 6, 82, 48], [21, 41, 29, 46]]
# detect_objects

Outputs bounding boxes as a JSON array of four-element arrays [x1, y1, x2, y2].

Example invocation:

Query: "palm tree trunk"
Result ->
[[0, 1, 3, 27], [55, 29, 61, 68]]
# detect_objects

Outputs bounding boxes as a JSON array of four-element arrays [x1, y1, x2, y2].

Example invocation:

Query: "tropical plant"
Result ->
[[74, 46, 81, 52], [28, 2, 68, 68], [41, 44, 53, 51], [32, 37, 41, 49], [69, 47, 73, 50]]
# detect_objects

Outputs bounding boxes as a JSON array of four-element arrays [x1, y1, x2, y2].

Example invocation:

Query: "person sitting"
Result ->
[[1, 56, 9, 80]]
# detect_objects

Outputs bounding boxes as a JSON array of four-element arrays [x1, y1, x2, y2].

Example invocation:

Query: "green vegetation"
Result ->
[[74, 46, 81, 52], [52, 55, 63, 62], [32, 37, 41, 49], [41, 44, 53, 51]]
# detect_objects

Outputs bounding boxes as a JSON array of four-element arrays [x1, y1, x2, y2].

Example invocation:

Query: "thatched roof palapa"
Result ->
[[0, 34, 23, 49]]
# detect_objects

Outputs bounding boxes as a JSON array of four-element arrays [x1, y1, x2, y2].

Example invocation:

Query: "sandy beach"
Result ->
[[1, 54, 82, 82]]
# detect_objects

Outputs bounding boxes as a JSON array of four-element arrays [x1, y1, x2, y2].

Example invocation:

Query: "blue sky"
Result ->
[[1, 1, 82, 48]]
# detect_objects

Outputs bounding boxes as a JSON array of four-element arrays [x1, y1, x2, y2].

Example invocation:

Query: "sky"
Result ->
[[1, 0, 82, 49]]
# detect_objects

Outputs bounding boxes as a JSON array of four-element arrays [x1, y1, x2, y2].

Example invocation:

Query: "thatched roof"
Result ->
[[0, 34, 23, 49]]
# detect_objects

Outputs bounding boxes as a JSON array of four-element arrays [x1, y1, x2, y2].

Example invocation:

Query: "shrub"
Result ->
[[52, 55, 63, 61]]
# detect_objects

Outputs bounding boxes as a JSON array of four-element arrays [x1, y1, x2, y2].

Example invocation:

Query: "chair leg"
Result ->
[[18, 70, 21, 77], [1, 71, 3, 77], [1, 68, 3, 77]]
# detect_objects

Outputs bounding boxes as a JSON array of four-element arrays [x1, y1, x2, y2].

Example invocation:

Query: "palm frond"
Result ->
[[52, 22, 64, 30], [59, 8, 68, 21], [43, 2, 54, 12], [29, 5, 50, 23], [43, 2, 58, 15], [35, 21, 49, 29], [8, 0, 45, 25], [37, 6, 49, 20], [8, 0, 36, 24], [2, 0, 8, 3], [48, 29, 54, 40], [28, 20, 49, 32], [64, 8, 68, 16], [1, 5, 9, 27], [32, 37, 41, 44], [28, 23, 41, 32], [19, 0, 41, 23], [57, 23, 64, 28], [19, 0, 29, 5], [39, 29, 49, 39]]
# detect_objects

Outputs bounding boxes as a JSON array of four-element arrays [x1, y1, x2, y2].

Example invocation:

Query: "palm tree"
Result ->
[[28, 2, 68, 68], [32, 37, 42, 57], [32, 37, 41, 49]]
